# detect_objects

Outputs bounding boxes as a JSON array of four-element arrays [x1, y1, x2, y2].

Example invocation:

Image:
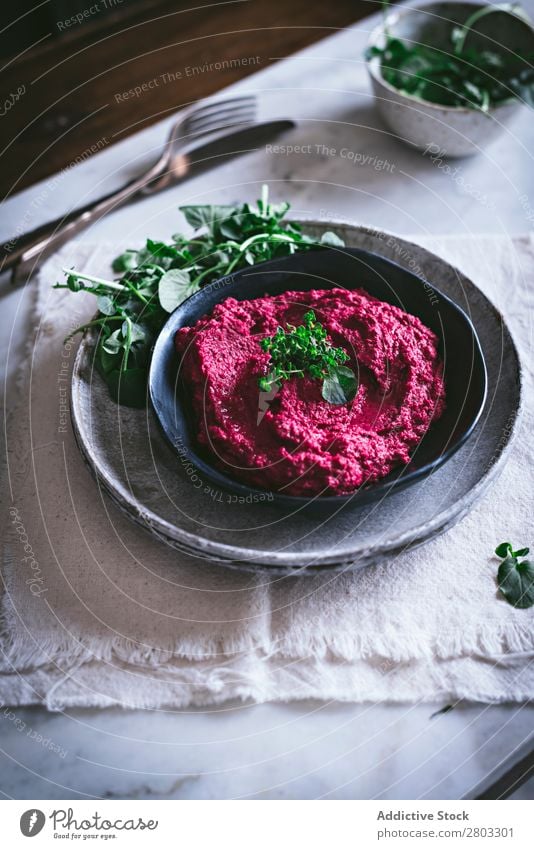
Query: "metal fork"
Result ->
[[141, 94, 257, 194], [2, 95, 257, 280]]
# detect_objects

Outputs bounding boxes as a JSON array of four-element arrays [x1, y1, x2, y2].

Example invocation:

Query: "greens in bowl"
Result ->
[[366, 1, 534, 111], [365, 2, 534, 155]]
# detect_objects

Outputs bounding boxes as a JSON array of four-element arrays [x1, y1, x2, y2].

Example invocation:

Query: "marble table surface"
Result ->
[[1, 1, 533, 799]]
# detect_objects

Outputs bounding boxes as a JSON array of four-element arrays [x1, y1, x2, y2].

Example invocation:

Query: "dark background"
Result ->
[[0, 0, 382, 198]]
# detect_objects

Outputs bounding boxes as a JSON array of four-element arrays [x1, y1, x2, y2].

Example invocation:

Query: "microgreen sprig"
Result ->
[[258, 310, 358, 406], [495, 542, 534, 609]]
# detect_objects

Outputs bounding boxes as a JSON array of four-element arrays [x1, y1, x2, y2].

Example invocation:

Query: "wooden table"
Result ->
[[1, 0, 377, 199]]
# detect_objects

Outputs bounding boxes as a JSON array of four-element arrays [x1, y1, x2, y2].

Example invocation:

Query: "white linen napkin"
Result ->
[[1, 234, 533, 710]]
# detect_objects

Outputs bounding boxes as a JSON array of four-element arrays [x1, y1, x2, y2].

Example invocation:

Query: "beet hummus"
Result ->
[[174, 288, 445, 496]]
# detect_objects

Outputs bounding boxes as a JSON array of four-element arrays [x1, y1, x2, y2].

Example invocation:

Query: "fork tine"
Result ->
[[184, 105, 256, 138], [185, 99, 256, 125], [185, 94, 255, 121], [164, 94, 257, 155], [183, 96, 256, 133], [184, 106, 256, 137]]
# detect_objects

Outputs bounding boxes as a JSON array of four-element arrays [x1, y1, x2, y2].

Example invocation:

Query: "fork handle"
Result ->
[[2, 160, 167, 283]]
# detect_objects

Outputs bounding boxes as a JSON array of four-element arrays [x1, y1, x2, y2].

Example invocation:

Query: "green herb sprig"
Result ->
[[55, 186, 345, 408], [258, 310, 358, 405], [366, 3, 534, 111], [495, 542, 534, 609]]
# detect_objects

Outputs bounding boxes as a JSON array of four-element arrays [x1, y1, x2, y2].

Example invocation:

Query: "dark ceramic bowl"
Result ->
[[149, 247, 487, 514]]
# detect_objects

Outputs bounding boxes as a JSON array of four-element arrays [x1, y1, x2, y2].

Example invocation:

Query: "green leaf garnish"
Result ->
[[112, 250, 139, 273], [105, 367, 148, 408], [322, 365, 358, 405], [495, 542, 513, 558], [158, 268, 193, 313], [498, 557, 534, 609], [180, 204, 236, 230], [259, 310, 358, 406], [96, 294, 116, 316], [495, 542, 530, 559], [102, 328, 124, 355], [54, 186, 345, 408], [495, 542, 534, 609]]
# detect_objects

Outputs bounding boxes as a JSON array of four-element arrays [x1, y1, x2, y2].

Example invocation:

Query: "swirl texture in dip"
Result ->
[[175, 288, 445, 496]]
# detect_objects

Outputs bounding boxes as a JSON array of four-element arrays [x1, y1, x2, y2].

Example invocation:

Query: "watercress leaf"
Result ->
[[180, 205, 236, 231], [208, 249, 230, 267], [98, 346, 121, 375], [158, 269, 192, 313], [322, 366, 358, 405], [198, 248, 220, 264], [513, 547, 530, 558], [121, 320, 146, 344], [185, 236, 210, 258], [112, 250, 138, 273], [97, 295, 116, 316], [145, 239, 166, 254], [127, 339, 152, 369], [365, 45, 383, 60], [136, 287, 158, 300], [269, 201, 291, 220], [495, 542, 513, 558], [105, 367, 148, 409], [497, 557, 534, 609], [219, 217, 244, 240], [121, 297, 146, 318], [102, 328, 124, 354], [320, 231, 345, 248], [146, 239, 181, 260], [225, 210, 248, 233], [136, 246, 173, 271]]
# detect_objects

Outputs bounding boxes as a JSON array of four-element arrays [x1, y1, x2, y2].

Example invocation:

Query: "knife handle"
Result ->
[[1, 157, 180, 284], [2, 180, 141, 282]]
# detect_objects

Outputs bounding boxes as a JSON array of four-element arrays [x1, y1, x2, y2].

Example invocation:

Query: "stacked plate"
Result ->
[[71, 223, 521, 573]]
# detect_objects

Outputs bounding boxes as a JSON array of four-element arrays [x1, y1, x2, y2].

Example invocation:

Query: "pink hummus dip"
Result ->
[[175, 288, 445, 496]]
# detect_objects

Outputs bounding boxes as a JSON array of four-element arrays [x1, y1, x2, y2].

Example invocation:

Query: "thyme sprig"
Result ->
[[258, 310, 358, 406]]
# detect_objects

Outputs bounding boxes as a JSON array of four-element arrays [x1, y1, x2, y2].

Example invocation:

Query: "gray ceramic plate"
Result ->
[[71, 223, 522, 573]]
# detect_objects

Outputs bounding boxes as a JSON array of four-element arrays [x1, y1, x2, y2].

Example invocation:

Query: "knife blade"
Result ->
[[140, 119, 295, 194]]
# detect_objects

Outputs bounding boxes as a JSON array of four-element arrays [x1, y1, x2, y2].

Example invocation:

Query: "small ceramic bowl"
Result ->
[[149, 247, 487, 516], [366, 2, 534, 157]]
